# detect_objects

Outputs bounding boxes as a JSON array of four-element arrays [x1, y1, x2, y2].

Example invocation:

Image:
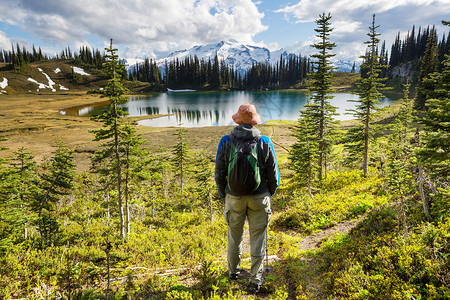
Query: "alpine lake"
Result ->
[[65, 90, 396, 127]]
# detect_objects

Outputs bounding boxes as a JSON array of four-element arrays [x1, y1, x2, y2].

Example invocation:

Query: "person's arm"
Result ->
[[260, 136, 280, 196], [215, 135, 230, 198]]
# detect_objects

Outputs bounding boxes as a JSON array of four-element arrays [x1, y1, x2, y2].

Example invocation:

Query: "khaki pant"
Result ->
[[224, 192, 271, 285]]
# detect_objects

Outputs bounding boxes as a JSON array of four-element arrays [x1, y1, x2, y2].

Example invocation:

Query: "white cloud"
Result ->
[[2, 0, 267, 58], [0, 30, 11, 50], [276, 0, 444, 23], [276, 0, 450, 61], [332, 20, 363, 36]]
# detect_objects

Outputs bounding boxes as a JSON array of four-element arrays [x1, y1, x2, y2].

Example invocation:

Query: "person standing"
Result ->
[[215, 103, 280, 293]]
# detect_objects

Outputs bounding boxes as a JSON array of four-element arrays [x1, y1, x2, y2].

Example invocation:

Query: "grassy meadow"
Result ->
[[0, 61, 448, 299]]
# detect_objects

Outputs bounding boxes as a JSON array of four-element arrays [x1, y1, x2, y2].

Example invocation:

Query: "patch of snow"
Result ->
[[0, 90, 6, 94], [42, 72, 56, 92], [72, 66, 91, 76], [28, 78, 47, 89], [28, 69, 61, 92], [167, 88, 196, 92], [54, 68, 61, 73], [59, 84, 69, 91], [59, 110, 66, 115], [0, 78, 7, 89]]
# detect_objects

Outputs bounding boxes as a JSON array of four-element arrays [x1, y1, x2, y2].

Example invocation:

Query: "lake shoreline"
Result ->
[[0, 92, 401, 171], [75, 90, 397, 127]]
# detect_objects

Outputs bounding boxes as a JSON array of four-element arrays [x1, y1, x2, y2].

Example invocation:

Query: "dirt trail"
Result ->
[[297, 215, 365, 252], [290, 215, 365, 299]]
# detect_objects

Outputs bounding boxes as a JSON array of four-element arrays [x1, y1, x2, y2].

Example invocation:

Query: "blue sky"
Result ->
[[0, 0, 449, 62]]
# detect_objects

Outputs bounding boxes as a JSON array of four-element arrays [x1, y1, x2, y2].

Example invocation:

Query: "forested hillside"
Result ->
[[0, 17, 449, 300]]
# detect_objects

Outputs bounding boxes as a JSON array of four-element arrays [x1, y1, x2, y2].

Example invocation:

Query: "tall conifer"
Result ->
[[346, 14, 388, 177], [415, 28, 439, 110], [91, 39, 129, 240], [290, 94, 319, 199], [308, 12, 338, 181], [416, 21, 450, 210]]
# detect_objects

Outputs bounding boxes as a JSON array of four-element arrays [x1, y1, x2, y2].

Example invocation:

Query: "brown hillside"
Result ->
[[0, 60, 108, 94]]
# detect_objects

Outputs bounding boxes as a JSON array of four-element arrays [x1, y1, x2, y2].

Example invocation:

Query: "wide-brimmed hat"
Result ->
[[232, 103, 261, 125]]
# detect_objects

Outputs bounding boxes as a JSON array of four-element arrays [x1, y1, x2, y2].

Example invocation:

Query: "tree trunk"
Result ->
[[105, 192, 110, 226], [318, 96, 325, 181], [125, 148, 130, 236], [363, 109, 370, 177], [180, 134, 184, 195], [112, 87, 125, 240]]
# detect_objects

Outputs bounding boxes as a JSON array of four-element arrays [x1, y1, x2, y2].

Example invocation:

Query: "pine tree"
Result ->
[[91, 39, 129, 241], [10, 147, 39, 239], [386, 81, 417, 230], [346, 14, 388, 177], [191, 151, 215, 221], [36, 142, 75, 246], [120, 123, 148, 235], [416, 21, 450, 216], [308, 12, 338, 181], [289, 93, 319, 200], [171, 127, 189, 195], [415, 28, 439, 110], [0, 142, 35, 249], [211, 53, 221, 89]]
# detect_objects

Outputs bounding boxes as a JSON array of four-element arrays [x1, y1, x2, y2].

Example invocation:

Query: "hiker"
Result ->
[[215, 103, 279, 293]]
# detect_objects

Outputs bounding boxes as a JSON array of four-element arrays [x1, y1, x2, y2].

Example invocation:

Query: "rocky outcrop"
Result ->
[[389, 61, 418, 82]]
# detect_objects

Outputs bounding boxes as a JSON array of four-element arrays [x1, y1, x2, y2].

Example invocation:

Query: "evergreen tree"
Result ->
[[191, 151, 215, 221], [386, 82, 416, 230], [0, 142, 35, 250], [171, 127, 189, 195], [346, 14, 388, 177], [91, 39, 129, 241], [36, 142, 75, 247], [211, 53, 221, 89], [10, 147, 39, 239], [416, 21, 450, 216], [289, 94, 319, 200], [415, 28, 439, 110], [120, 123, 148, 235], [308, 12, 338, 181]]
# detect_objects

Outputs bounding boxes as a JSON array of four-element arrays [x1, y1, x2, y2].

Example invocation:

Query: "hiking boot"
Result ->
[[248, 282, 261, 294]]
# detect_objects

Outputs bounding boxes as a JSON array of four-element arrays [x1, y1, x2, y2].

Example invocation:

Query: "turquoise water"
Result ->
[[73, 91, 394, 127]]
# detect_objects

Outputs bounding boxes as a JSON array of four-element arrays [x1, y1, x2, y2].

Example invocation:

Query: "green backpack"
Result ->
[[227, 136, 261, 195]]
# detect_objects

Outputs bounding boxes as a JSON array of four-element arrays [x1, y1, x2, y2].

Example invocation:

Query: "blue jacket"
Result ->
[[215, 124, 280, 197]]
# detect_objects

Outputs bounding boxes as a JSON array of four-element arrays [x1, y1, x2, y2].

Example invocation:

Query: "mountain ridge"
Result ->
[[125, 40, 359, 73]]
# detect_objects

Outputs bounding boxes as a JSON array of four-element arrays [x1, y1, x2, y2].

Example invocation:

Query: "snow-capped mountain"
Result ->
[[125, 40, 359, 74], [122, 58, 144, 69], [332, 60, 360, 73], [156, 40, 292, 73]]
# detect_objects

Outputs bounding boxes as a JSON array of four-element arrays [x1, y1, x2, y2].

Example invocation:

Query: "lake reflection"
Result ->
[[72, 91, 394, 127]]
